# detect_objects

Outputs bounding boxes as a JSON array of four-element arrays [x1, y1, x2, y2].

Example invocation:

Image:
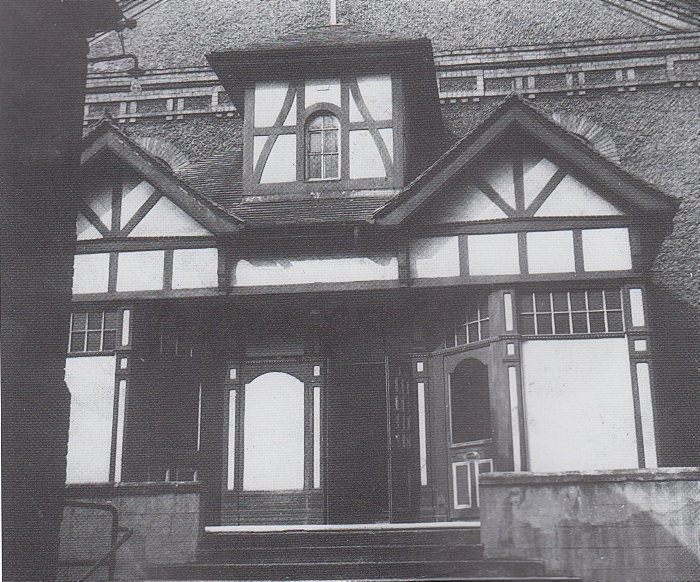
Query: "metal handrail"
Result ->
[[60, 501, 132, 582]]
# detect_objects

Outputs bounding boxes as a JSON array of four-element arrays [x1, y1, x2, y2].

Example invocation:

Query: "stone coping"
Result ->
[[65, 481, 200, 497], [480, 467, 700, 486]]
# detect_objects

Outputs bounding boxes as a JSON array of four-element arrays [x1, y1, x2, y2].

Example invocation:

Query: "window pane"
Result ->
[[480, 320, 490, 339], [570, 292, 586, 311], [309, 116, 324, 130], [324, 154, 339, 178], [450, 359, 491, 444], [607, 311, 623, 332], [554, 313, 570, 335], [588, 291, 604, 310], [102, 330, 118, 351], [88, 312, 103, 330], [572, 312, 588, 333], [324, 115, 339, 129], [104, 311, 120, 329], [444, 327, 456, 348], [604, 289, 622, 309], [324, 129, 338, 153], [456, 325, 467, 345], [468, 322, 479, 342], [535, 293, 551, 312], [589, 312, 606, 333], [308, 155, 322, 179], [536, 314, 553, 334], [70, 332, 86, 352], [552, 292, 569, 312], [308, 132, 322, 153], [87, 331, 102, 352], [72, 313, 87, 331], [518, 293, 534, 314], [519, 315, 536, 335]]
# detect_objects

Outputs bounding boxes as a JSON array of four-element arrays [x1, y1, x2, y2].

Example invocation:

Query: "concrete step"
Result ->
[[144, 559, 552, 580], [146, 578, 582, 582]]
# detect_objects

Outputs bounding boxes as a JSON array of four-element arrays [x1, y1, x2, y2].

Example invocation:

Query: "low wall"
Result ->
[[480, 468, 700, 582], [59, 482, 201, 581]]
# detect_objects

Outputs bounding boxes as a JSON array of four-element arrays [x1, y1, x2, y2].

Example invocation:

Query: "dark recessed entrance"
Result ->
[[326, 361, 389, 524]]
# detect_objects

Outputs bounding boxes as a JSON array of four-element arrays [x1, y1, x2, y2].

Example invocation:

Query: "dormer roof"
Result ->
[[206, 25, 441, 133]]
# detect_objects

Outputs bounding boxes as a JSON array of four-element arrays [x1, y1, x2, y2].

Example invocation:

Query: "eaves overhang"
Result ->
[[374, 94, 680, 227], [81, 120, 244, 234]]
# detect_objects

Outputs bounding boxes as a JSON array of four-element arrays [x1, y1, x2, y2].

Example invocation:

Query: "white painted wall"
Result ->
[[410, 236, 460, 278], [235, 256, 398, 286], [468, 233, 520, 275], [172, 248, 218, 289], [582, 227, 632, 271], [72, 253, 110, 294]]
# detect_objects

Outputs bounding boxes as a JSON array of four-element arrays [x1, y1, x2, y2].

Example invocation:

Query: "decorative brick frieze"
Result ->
[[83, 33, 700, 124]]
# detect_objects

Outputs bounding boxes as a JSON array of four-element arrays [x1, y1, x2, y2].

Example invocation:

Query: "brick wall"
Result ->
[[59, 483, 201, 582], [480, 468, 700, 582]]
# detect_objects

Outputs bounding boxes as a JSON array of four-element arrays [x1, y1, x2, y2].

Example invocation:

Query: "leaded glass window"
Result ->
[[306, 113, 340, 180]]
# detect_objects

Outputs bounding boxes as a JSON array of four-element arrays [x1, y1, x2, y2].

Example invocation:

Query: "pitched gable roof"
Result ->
[[374, 94, 679, 225], [82, 119, 244, 233]]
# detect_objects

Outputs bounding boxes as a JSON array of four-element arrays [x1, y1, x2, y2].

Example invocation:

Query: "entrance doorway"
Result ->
[[326, 360, 389, 524], [221, 359, 325, 525], [443, 347, 493, 520]]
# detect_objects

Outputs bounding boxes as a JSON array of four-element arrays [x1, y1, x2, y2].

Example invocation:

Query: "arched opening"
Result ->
[[243, 371, 305, 490], [449, 358, 491, 444]]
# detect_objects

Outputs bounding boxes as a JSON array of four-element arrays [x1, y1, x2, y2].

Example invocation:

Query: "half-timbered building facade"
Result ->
[[58, 3, 700, 581]]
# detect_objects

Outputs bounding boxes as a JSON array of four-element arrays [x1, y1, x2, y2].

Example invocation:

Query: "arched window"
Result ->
[[449, 358, 491, 444], [306, 113, 340, 180]]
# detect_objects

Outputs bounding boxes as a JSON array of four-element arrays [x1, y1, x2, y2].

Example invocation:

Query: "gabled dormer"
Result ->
[[207, 25, 444, 197]]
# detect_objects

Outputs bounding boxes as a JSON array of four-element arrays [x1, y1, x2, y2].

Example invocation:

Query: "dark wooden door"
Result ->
[[443, 347, 493, 520]]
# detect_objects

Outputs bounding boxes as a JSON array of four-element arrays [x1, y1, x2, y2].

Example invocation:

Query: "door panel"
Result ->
[[444, 348, 493, 520]]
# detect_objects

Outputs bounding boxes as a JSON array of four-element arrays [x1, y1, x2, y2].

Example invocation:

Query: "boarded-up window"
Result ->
[[243, 372, 305, 490], [521, 338, 638, 471], [65, 356, 116, 483]]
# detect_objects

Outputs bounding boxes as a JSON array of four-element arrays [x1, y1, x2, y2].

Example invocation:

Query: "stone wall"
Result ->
[[59, 483, 201, 582], [480, 468, 700, 582]]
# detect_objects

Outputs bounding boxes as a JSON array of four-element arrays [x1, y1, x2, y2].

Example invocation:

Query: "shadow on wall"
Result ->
[[480, 470, 700, 582], [647, 283, 700, 467]]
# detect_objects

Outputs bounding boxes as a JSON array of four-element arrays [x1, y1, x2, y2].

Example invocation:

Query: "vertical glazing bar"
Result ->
[[227, 390, 236, 490], [114, 380, 127, 482], [314, 386, 321, 488], [508, 366, 522, 472], [197, 383, 203, 452], [417, 382, 428, 486], [636, 363, 658, 468]]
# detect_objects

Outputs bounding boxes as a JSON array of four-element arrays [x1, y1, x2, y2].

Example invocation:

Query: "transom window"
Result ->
[[69, 311, 120, 353], [517, 290, 624, 335], [444, 297, 490, 349], [306, 113, 340, 180]]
